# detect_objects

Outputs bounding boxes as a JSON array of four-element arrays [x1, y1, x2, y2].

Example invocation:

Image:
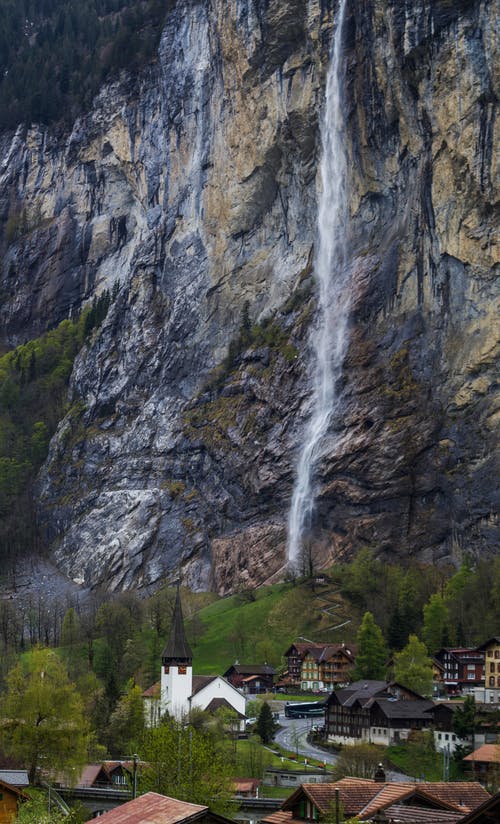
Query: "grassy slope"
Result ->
[[189, 579, 353, 675]]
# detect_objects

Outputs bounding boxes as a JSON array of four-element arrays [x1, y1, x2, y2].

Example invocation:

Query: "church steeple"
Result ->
[[161, 584, 193, 666], [160, 585, 193, 719]]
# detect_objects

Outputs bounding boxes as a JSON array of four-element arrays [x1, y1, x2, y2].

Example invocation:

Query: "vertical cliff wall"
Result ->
[[0, 0, 497, 592]]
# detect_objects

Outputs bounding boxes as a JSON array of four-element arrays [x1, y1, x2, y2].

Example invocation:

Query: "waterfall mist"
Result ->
[[287, 0, 351, 571]]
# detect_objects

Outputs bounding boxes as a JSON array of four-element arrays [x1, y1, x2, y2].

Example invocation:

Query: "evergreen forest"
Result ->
[[0, 0, 167, 129]]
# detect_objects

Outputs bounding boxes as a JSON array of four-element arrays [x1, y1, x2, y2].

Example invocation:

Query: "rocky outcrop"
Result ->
[[0, 0, 497, 592]]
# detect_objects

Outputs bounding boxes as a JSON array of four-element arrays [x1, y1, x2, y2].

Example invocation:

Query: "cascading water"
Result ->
[[287, 0, 351, 570]]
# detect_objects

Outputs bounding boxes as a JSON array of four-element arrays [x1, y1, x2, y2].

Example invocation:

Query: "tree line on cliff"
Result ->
[[0, 0, 167, 129]]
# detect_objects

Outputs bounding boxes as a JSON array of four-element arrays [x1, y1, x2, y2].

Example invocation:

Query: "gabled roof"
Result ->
[[191, 675, 217, 695], [143, 681, 160, 698], [476, 637, 500, 650], [378, 807, 462, 822], [0, 777, 29, 800], [224, 664, 275, 676], [370, 697, 435, 720], [161, 587, 193, 663], [86, 791, 211, 823], [458, 791, 500, 823], [0, 770, 29, 787], [464, 744, 500, 764], [204, 697, 245, 719], [276, 779, 490, 820], [77, 764, 112, 788]]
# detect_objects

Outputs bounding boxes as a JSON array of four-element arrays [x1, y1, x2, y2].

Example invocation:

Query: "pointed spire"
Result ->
[[161, 583, 193, 664]]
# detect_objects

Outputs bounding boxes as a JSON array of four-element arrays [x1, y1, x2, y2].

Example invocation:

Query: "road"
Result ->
[[274, 715, 337, 764], [273, 714, 414, 782]]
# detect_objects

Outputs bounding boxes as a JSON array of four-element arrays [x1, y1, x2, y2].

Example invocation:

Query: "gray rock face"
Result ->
[[0, 0, 497, 592]]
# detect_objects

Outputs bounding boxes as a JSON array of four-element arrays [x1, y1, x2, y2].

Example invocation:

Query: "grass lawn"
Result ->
[[387, 743, 464, 782], [190, 584, 294, 673]]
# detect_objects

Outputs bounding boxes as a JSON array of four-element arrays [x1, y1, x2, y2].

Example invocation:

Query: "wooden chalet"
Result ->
[[282, 643, 355, 692], [434, 648, 485, 695], [464, 744, 500, 783], [0, 777, 28, 824], [260, 779, 490, 823], [325, 680, 435, 745], [223, 663, 275, 693]]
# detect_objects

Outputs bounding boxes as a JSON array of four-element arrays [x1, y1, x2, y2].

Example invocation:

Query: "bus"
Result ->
[[284, 700, 326, 718]]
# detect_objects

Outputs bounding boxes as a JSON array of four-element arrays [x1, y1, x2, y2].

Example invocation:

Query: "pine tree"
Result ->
[[353, 612, 387, 681], [256, 701, 276, 744]]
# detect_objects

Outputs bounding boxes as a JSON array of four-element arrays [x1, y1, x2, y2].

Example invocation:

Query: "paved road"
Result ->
[[274, 715, 336, 764], [273, 714, 414, 782]]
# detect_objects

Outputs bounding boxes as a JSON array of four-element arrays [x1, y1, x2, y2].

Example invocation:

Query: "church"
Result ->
[[143, 588, 246, 730]]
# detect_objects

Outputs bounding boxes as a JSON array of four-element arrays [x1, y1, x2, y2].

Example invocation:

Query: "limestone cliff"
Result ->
[[0, 0, 497, 592]]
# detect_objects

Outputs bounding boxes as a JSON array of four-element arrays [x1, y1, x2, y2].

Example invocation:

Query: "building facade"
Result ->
[[477, 637, 500, 701], [326, 680, 436, 746], [435, 648, 485, 695]]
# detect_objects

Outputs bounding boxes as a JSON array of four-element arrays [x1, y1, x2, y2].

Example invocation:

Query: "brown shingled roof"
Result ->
[[85, 792, 208, 823]]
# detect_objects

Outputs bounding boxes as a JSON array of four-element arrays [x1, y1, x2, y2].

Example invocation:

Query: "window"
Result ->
[[489, 677, 495, 686], [178, 666, 187, 675], [468, 673, 476, 680], [495, 650, 500, 659], [491, 663, 495, 673]]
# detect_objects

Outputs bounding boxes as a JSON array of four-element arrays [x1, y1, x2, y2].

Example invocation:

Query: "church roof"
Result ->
[[191, 675, 217, 695], [162, 586, 193, 662], [204, 697, 246, 718]]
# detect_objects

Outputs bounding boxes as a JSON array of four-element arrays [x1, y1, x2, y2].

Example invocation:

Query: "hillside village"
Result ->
[[1, 589, 498, 823]]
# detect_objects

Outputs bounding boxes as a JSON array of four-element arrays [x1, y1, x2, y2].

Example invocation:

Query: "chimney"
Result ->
[[374, 763, 386, 783]]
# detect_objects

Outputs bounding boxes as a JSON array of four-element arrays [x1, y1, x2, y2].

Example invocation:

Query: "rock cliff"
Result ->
[[0, 0, 497, 593]]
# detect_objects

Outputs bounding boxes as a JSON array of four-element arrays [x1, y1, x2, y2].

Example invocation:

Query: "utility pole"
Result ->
[[133, 754, 138, 799]]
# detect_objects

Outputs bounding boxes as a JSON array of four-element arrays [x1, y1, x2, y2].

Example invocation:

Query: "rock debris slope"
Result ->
[[0, 0, 497, 592]]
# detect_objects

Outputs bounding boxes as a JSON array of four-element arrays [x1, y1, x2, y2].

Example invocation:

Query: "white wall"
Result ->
[[190, 676, 246, 727], [161, 664, 193, 720]]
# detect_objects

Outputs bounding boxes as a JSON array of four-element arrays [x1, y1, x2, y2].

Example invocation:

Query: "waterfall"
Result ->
[[287, 0, 351, 570]]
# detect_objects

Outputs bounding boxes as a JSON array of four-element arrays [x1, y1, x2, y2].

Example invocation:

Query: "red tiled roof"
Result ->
[[261, 812, 297, 824], [85, 792, 208, 823], [381, 806, 462, 823], [458, 791, 500, 823], [143, 681, 160, 698], [233, 778, 261, 793], [464, 744, 500, 764], [280, 780, 490, 819]]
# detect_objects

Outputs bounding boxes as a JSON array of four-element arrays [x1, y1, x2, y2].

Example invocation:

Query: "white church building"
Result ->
[[143, 588, 246, 730]]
